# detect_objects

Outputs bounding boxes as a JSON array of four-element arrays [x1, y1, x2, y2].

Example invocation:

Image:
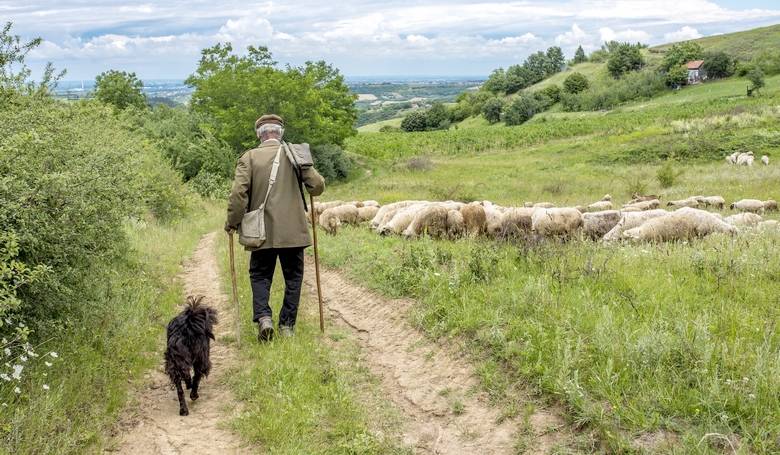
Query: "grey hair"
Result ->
[[257, 123, 284, 140]]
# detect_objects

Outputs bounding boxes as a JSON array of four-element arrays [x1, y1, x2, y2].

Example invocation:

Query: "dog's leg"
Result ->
[[175, 380, 189, 416], [184, 373, 193, 390], [191, 369, 202, 401]]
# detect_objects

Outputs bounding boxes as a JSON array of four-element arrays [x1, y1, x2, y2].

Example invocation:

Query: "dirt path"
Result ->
[[304, 259, 569, 454], [108, 233, 248, 454]]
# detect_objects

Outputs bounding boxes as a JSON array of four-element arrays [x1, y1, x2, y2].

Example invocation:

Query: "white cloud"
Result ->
[[663, 26, 703, 42], [599, 27, 652, 43], [491, 33, 540, 46], [555, 24, 589, 46]]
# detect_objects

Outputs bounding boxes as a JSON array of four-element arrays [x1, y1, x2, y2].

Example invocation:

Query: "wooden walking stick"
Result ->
[[309, 195, 325, 333], [228, 232, 241, 347]]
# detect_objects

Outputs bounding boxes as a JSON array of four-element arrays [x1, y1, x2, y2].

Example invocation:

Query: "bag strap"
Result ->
[[282, 141, 309, 212], [260, 144, 283, 208]]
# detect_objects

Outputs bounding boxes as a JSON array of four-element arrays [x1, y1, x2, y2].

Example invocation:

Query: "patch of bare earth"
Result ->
[[106, 233, 249, 454], [304, 258, 571, 454]]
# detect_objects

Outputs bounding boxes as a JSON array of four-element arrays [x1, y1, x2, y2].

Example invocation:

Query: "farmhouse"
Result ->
[[687, 60, 706, 84]]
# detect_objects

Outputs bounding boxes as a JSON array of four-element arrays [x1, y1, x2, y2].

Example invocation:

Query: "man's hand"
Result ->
[[225, 224, 237, 235]]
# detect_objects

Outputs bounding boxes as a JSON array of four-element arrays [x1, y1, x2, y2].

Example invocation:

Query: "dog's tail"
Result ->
[[186, 295, 205, 310]]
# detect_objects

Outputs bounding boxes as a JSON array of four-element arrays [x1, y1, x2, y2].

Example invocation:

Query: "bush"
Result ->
[[503, 95, 538, 126], [539, 84, 562, 103], [94, 70, 147, 110], [607, 42, 645, 78], [573, 45, 587, 64], [747, 68, 765, 94], [661, 42, 703, 72], [188, 171, 231, 199], [425, 102, 449, 130], [561, 70, 665, 111], [656, 160, 683, 188], [378, 125, 401, 133], [665, 65, 689, 87], [406, 156, 433, 172], [401, 111, 428, 132], [702, 51, 735, 79], [312, 144, 352, 181], [481, 97, 504, 124], [563, 72, 589, 94]]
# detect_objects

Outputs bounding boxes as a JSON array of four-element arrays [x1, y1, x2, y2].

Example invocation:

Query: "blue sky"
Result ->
[[5, 0, 780, 80]]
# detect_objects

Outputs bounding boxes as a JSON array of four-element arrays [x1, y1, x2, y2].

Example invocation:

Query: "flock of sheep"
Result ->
[[725, 151, 770, 166], [313, 194, 779, 243]]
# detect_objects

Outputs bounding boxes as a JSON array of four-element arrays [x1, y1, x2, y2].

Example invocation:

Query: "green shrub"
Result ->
[[503, 95, 538, 126], [188, 171, 231, 200], [563, 72, 589, 94], [656, 160, 683, 188], [607, 42, 645, 78], [665, 65, 689, 87], [539, 84, 562, 103], [702, 51, 735, 79], [747, 68, 765, 94], [378, 125, 401, 133], [401, 111, 428, 132], [481, 97, 504, 124], [312, 144, 352, 181], [94, 70, 147, 110], [573, 45, 587, 64], [561, 70, 666, 111], [661, 41, 704, 72]]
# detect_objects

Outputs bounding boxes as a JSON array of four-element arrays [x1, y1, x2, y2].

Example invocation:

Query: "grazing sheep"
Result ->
[[362, 200, 381, 207], [764, 200, 778, 212], [582, 210, 621, 240], [403, 205, 449, 239], [319, 205, 359, 235], [726, 152, 739, 164], [446, 209, 465, 239], [695, 196, 725, 210], [622, 207, 736, 242], [314, 200, 345, 217], [758, 220, 779, 231], [629, 194, 660, 204], [574, 205, 587, 213], [602, 209, 669, 241], [523, 202, 534, 208], [533, 202, 555, 208], [621, 206, 641, 212], [725, 212, 763, 227], [666, 197, 699, 208], [736, 152, 754, 166], [587, 200, 613, 212], [357, 206, 380, 223], [623, 199, 661, 211], [483, 204, 504, 237], [379, 203, 427, 235], [602, 194, 612, 201], [531, 207, 583, 238], [372, 200, 424, 230], [460, 202, 487, 237], [761, 155, 770, 166], [730, 199, 765, 213], [497, 207, 535, 239]]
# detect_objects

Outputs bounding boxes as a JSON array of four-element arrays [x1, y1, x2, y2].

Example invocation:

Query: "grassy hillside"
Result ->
[[653, 23, 780, 60], [357, 116, 403, 133]]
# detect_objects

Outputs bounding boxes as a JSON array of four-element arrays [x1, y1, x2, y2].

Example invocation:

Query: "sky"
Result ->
[[5, 0, 780, 80]]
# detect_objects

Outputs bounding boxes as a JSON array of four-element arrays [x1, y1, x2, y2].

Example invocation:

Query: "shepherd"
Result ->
[[225, 114, 325, 342]]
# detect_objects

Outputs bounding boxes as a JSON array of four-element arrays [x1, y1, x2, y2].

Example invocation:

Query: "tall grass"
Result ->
[[0, 201, 223, 453]]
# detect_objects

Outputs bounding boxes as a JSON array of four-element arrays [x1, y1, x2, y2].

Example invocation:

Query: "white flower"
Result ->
[[1, 338, 7, 344], [11, 364, 23, 380], [3, 348, 9, 357], [13, 387, 20, 394], [748, 393, 756, 400], [49, 352, 58, 358], [0, 374, 9, 381], [1, 403, 6, 407], [19, 355, 27, 362], [45, 361, 52, 367], [42, 384, 49, 390]]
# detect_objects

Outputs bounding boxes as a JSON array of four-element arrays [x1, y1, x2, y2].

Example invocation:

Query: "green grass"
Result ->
[[319, 68, 780, 453], [1, 201, 223, 454], [214, 235, 410, 454], [358, 117, 403, 133], [652, 23, 780, 61], [526, 62, 607, 92]]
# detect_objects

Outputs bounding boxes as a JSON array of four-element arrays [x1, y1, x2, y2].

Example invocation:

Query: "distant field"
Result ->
[[357, 117, 403, 132], [652, 23, 780, 60]]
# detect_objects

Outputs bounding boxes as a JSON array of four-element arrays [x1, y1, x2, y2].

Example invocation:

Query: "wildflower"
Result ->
[[0, 374, 9, 381], [49, 352, 58, 358], [748, 393, 756, 400], [19, 355, 27, 362], [13, 387, 20, 394], [42, 384, 49, 391], [3, 348, 9, 357], [11, 364, 23, 380], [45, 361, 52, 367]]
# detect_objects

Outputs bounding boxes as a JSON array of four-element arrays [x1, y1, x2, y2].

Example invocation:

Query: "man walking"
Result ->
[[225, 114, 325, 341]]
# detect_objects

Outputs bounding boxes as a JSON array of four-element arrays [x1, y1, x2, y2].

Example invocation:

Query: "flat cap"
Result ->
[[255, 114, 284, 129]]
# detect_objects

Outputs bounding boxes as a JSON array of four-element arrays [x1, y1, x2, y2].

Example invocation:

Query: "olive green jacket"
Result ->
[[226, 139, 325, 250]]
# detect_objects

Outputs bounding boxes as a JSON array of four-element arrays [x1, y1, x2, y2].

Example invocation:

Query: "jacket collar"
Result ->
[[261, 138, 281, 145]]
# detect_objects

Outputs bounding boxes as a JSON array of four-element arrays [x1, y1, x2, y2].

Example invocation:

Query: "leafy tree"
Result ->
[[425, 102, 449, 129], [401, 111, 427, 132], [701, 51, 734, 79], [661, 41, 703, 71], [607, 42, 645, 78], [483, 68, 507, 94], [746, 68, 765, 94], [665, 65, 689, 87], [573, 45, 587, 64], [481, 97, 503, 124], [540, 84, 561, 103], [94, 70, 147, 110], [505, 64, 532, 94], [0, 22, 64, 95], [503, 94, 538, 126], [524, 51, 549, 83], [545, 46, 566, 75], [563, 72, 589, 94], [186, 43, 356, 152]]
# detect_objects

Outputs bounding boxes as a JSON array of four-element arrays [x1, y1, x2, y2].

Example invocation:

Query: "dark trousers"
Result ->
[[249, 247, 305, 327]]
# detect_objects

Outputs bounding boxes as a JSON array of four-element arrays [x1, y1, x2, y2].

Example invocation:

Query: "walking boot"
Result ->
[[279, 325, 294, 338], [257, 316, 274, 342]]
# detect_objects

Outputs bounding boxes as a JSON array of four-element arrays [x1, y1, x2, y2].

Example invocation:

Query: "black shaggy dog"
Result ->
[[164, 295, 218, 416]]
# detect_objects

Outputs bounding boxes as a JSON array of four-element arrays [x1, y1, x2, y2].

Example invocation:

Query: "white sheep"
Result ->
[[314, 200, 345, 217], [695, 196, 725, 210], [402, 205, 449, 239], [736, 152, 754, 166], [372, 201, 425, 230], [730, 199, 765, 213], [533, 202, 555, 208], [764, 200, 778, 212], [497, 207, 535, 239], [531, 207, 583, 238], [602, 209, 669, 241], [483, 203, 504, 237], [318, 205, 359, 235], [357, 206, 380, 223], [726, 152, 739, 164], [446, 209, 465, 239], [724, 212, 763, 227], [379, 203, 428, 235], [460, 202, 487, 237], [761, 155, 770, 166], [623, 199, 661, 211], [666, 197, 699, 209], [362, 200, 381, 207], [582, 210, 622, 240], [758, 220, 779, 231], [622, 207, 736, 242], [587, 200, 613, 212]]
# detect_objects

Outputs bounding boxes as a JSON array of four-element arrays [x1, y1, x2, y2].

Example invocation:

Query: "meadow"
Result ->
[[320, 74, 780, 453]]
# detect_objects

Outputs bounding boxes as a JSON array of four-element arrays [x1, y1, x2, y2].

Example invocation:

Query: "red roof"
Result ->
[[687, 60, 704, 70]]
